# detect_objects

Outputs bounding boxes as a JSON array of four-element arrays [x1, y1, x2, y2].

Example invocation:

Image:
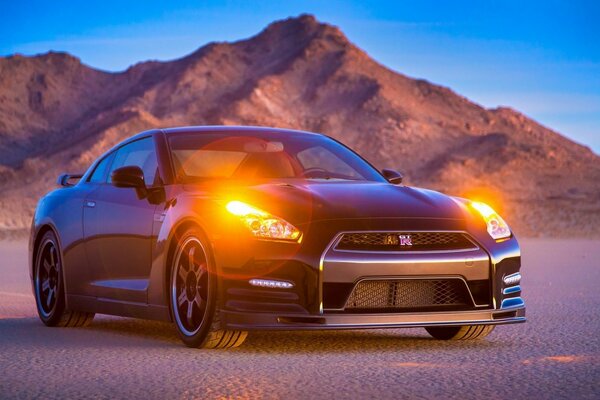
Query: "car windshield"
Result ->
[[167, 131, 386, 183]]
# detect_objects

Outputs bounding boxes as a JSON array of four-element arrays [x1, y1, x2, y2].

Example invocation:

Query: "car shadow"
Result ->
[[0, 316, 507, 353], [240, 329, 507, 354]]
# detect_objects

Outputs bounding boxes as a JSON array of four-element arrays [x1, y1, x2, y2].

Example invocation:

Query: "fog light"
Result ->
[[249, 278, 294, 289], [501, 297, 525, 309], [503, 285, 521, 295], [503, 272, 521, 286]]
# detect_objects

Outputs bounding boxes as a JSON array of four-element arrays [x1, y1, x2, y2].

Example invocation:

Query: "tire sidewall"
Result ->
[[170, 227, 218, 347], [34, 231, 67, 325]]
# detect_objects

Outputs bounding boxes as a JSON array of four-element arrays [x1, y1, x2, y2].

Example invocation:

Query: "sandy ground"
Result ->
[[0, 238, 599, 399]]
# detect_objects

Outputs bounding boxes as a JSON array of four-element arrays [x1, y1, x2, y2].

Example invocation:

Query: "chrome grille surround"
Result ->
[[344, 279, 473, 310], [335, 231, 478, 252]]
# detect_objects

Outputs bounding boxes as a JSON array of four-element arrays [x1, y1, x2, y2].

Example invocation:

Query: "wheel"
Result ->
[[170, 227, 247, 348], [34, 231, 95, 327], [425, 325, 495, 340]]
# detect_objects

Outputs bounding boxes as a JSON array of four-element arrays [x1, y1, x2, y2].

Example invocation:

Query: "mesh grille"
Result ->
[[345, 279, 472, 310], [336, 232, 476, 251]]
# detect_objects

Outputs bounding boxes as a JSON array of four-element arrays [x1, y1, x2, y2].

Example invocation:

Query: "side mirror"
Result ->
[[57, 173, 83, 187], [111, 166, 147, 198], [382, 168, 404, 184]]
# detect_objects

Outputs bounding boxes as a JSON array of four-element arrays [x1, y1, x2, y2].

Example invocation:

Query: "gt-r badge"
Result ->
[[399, 235, 412, 246]]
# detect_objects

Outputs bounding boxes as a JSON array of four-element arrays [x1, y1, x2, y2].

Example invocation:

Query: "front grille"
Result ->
[[345, 279, 472, 311], [336, 232, 476, 252]]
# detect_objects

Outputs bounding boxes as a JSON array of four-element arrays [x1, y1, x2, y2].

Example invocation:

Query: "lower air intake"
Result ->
[[345, 279, 472, 311]]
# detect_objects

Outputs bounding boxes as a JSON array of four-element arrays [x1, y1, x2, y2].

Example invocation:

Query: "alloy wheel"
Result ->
[[35, 238, 61, 318], [171, 237, 210, 336]]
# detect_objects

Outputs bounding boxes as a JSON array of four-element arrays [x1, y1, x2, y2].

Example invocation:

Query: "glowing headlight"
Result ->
[[470, 201, 511, 240], [226, 201, 301, 241]]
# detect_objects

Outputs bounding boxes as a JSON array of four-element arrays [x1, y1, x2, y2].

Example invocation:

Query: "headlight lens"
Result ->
[[470, 201, 511, 240], [226, 201, 301, 241]]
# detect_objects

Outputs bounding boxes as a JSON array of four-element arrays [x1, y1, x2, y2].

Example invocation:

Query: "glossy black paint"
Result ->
[[30, 126, 524, 329]]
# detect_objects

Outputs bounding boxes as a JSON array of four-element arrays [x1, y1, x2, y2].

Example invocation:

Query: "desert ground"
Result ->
[[0, 238, 598, 399]]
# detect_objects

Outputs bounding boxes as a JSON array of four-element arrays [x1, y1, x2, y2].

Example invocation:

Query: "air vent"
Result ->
[[345, 279, 473, 311]]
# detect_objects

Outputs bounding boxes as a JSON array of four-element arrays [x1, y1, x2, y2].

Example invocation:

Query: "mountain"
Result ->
[[1, 14, 599, 238]]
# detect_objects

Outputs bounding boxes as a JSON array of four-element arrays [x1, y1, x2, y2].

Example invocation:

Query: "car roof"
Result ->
[[163, 126, 321, 136], [126, 125, 322, 143]]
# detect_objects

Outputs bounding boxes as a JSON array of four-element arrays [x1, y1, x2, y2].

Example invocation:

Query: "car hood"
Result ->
[[193, 181, 466, 225]]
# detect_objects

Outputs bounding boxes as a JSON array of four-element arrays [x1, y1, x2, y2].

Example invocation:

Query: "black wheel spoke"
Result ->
[[177, 290, 187, 307], [46, 288, 54, 308], [186, 301, 194, 326], [41, 278, 50, 292], [49, 248, 56, 269], [197, 269, 208, 300], [178, 264, 187, 282], [43, 260, 51, 274]]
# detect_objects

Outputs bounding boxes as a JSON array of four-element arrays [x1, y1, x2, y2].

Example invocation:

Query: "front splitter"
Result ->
[[220, 306, 526, 331]]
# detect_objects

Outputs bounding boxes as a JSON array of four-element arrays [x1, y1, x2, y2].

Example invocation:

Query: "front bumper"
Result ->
[[220, 305, 526, 330], [215, 221, 526, 330]]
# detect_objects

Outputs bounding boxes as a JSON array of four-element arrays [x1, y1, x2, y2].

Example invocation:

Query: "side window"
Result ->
[[107, 138, 160, 186], [88, 153, 114, 183]]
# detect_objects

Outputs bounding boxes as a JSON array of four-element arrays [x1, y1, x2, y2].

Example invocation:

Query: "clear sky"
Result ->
[[2, 0, 599, 153]]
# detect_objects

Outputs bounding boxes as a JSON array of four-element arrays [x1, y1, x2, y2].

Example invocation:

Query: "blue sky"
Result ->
[[2, 0, 599, 153]]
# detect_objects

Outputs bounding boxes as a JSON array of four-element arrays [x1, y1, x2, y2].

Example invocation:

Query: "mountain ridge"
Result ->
[[1, 14, 599, 237]]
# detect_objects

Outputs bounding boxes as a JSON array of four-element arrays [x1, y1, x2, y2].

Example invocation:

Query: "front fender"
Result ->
[[147, 191, 232, 308]]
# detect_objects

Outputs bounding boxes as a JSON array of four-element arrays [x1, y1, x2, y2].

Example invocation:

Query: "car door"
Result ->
[[83, 137, 160, 303]]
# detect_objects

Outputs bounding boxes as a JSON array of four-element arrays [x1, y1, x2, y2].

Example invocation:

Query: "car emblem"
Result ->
[[383, 234, 413, 246], [399, 234, 412, 246], [384, 234, 399, 245]]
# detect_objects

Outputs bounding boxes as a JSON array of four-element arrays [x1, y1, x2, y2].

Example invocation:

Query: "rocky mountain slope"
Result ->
[[1, 15, 599, 237]]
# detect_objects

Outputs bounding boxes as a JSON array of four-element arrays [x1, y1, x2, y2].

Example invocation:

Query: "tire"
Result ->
[[170, 227, 247, 349], [34, 230, 95, 327], [425, 325, 495, 340]]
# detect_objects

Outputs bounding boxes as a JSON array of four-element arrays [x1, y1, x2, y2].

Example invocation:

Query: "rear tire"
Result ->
[[170, 227, 247, 349], [425, 325, 495, 340], [34, 231, 95, 327]]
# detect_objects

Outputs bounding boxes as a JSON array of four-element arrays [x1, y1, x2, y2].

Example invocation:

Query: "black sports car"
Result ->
[[30, 126, 525, 348]]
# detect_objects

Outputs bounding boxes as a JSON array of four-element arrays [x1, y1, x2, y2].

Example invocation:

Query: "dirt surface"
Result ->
[[0, 238, 598, 399]]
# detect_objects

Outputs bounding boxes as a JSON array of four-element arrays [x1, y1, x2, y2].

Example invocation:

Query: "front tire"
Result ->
[[34, 231, 94, 327], [425, 325, 495, 340], [170, 227, 247, 349]]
